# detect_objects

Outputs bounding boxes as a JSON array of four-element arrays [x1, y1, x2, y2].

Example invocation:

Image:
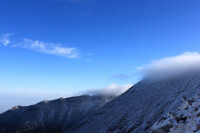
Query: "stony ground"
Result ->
[[151, 94, 200, 133]]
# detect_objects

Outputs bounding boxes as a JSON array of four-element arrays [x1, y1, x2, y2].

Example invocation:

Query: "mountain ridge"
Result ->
[[66, 71, 200, 133], [0, 95, 115, 133]]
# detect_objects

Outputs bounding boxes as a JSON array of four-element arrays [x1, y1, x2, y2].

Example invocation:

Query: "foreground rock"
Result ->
[[66, 71, 200, 133], [151, 94, 200, 133], [0, 95, 115, 133]]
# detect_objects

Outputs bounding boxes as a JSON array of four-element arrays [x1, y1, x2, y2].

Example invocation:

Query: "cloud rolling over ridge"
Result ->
[[139, 52, 200, 78], [78, 83, 133, 96]]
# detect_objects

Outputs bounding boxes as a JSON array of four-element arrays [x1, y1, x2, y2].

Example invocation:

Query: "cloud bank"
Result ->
[[0, 34, 79, 59], [140, 52, 200, 78], [78, 83, 133, 96]]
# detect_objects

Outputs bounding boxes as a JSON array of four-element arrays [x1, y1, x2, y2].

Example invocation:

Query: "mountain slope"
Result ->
[[66, 71, 200, 133], [150, 93, 200, 133], [0, 95, 115, 133]]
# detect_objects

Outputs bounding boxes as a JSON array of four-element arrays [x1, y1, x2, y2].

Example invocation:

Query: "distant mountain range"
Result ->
[[0, 95, 115, 133], [2, 71, 200, 133]]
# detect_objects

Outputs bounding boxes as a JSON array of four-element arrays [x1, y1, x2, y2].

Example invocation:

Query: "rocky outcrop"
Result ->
[[151, 94, 200, 133], [0, 95, 115, 133]]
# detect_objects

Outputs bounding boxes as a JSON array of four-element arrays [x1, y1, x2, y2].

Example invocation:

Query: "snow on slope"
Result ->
[[150, 93, 200, 133], [66, 71, 200, 133], [0, 95, 115, 133]]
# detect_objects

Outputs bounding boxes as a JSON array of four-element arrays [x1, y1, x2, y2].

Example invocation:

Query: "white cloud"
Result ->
[[140, 52, 200, 78], [18, 38, 79, 58], [0, 34, 79, 59], [0, 33, 12, 46], [78, 83, 133, 96]]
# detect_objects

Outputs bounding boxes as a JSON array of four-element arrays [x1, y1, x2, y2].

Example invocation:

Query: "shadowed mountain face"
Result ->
[[0, 95, 115, 133], [66, 71, 200, 133]]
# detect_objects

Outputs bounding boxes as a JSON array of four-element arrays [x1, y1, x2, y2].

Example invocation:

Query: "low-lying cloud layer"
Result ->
[[139, 52, 200, 78], [0, 34, 79, 59], [78, 83, 133, 96]]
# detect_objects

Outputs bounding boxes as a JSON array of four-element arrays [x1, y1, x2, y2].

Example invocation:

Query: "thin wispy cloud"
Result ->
[[18, 38, 79, 58], [0, 33, 12, 46], [136, 67, 143, 70], [139, 52, 200, 78], [77, 83, 133, 96], [0, 34, 79, 59], [87, 53, 94, 56], [111, 73, 134, 81]]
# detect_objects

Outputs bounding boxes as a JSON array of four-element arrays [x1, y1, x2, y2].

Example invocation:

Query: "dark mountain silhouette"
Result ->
[[0, 95, 115, 133]]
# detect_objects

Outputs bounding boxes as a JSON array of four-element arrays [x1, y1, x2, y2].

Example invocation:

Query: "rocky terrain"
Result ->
[[0, 95, 115, 133], [66, 71, 200, 133], [150, 94, 200, 133]]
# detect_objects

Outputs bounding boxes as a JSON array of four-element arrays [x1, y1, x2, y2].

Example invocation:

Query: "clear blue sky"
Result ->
[[0, 0, 200, 112]]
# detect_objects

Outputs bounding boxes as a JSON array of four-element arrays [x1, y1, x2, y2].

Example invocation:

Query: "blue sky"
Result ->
[[1, 0, 200, 112]]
